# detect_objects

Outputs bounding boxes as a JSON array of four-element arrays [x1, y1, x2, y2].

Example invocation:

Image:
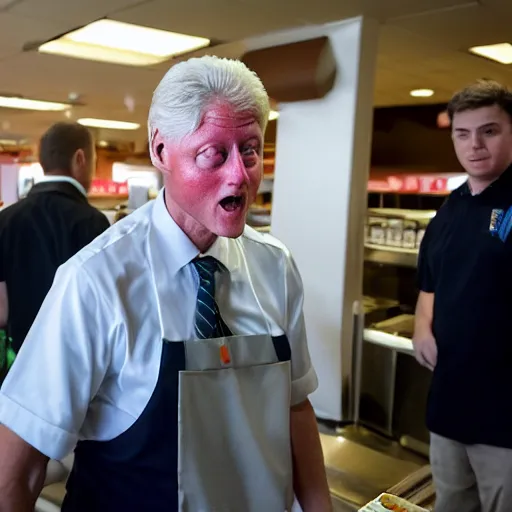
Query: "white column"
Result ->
[[268, 17, 379, 421]]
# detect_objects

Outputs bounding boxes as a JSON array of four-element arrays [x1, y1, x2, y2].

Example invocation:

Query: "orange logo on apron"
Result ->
[[219, 344, 231, 365]]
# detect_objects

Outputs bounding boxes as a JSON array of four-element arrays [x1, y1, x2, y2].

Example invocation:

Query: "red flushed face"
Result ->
[[153, 103, 263, 250]]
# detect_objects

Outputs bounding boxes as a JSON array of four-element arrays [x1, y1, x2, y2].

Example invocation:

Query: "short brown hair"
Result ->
[[39, 122, 93, 174], [447, 79, 512, 122]]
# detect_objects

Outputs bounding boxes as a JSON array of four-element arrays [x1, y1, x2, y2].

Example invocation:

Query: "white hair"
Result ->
[[148, 55, 270, 159]]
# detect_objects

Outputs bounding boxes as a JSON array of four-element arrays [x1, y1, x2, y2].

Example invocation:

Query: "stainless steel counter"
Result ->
[[320, 425, 427, 510], [361, 315, 431, 453], [364, 328, 414, 356]]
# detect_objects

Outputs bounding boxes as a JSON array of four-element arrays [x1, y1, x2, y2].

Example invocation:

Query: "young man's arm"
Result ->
[[0, 426, 48, 512], [413, 291, 437, 370], [291, 400, 332, 511], [412, 221, 437, 370]]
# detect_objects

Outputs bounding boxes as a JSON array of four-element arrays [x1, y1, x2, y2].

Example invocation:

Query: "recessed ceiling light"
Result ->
[[0, 96, 69, 111], [410, 89, 434, 98], [37, 19, 210, 67], [77, 118, 140, 130], [269, 110, 279, 121], [469, 43, 512, 64]]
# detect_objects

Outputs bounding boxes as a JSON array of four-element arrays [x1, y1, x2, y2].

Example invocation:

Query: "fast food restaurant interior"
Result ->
[[0, 0, 511, 510]]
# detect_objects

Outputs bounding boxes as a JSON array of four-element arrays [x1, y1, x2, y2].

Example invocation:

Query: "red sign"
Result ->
[[368, 175, 449, 195], [418, 176, 447, 194], [90, 179, 128, 196]]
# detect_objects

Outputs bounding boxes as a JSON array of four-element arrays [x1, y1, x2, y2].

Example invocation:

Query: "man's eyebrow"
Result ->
[[454, 122, 500, 131], [478, 122, 500, 129]]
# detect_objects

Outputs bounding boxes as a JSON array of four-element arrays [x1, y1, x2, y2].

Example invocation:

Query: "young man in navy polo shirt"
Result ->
[[414, 80, 512, 512]]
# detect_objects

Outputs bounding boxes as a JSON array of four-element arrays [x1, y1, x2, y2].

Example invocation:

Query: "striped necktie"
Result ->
[[192, 256, 232, 339]]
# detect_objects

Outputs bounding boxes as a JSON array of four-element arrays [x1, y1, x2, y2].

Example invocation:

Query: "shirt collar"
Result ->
[[203, 235, 241, 274], [459, 163, 512, 196], [36, 175, 87, 197], [151, 189, 242, 277]]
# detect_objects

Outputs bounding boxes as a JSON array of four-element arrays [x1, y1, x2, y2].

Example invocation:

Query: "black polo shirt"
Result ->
[[418, 165, 512, 448], [0, 180, 110, 358]]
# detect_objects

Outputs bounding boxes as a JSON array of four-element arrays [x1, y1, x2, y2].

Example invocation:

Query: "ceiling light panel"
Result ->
[[410, 89, 434, 98], [77, 118, 140, 130], [38, 19, 210, 66], [469, 43, 512, 65], [0, 96, 69, 111]]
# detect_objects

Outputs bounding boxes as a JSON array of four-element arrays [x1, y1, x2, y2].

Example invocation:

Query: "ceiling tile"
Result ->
[[388, 2, 512, 49], [0, 51, 159, 125], [234, 0, 478, 25], [0, 0, 20, 9], [9, 0, 146, 25], [0, 12, 71, 59], [113, 0, 306, 41]]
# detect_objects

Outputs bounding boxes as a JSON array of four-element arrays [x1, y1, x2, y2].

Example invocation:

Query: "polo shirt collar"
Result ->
[[460, 162, 512, 196]]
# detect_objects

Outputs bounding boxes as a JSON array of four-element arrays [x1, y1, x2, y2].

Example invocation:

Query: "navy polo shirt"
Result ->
[[418, 165, 512, 448]]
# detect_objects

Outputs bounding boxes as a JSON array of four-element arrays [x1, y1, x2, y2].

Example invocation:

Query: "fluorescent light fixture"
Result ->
[[38, 19, 210, 66], [410, 89, 434, 98], [469, 43, 512, 64], [77, 118, 140, 130], [0, 96, 69, 111], [269, 110, 279, 121]]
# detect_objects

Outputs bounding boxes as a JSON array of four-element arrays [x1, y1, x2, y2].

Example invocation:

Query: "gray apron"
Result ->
[[153, 252, 295, 510]]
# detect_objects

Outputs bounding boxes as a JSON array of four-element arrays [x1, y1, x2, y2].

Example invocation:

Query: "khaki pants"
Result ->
[[431, 433, 512, 512]]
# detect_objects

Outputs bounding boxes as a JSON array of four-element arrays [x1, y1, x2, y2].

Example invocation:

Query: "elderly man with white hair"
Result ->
[[0, 56, 331, 511]]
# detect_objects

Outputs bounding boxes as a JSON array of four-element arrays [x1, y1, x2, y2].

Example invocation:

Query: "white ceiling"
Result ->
[[0, 0, 511, 147]]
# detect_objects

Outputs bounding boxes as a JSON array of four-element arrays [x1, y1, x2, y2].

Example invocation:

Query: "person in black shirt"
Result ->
[[0, 122, 110, 380], [414, 80, 512, 512]]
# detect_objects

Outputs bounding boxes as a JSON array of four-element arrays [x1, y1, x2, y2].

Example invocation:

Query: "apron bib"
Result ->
[[178, 333, 293, 511]]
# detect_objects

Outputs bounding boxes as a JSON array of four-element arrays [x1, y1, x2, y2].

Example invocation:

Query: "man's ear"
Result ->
[[74, 148, 86, 168], [70, 148, 86, 177], [150, 129, 172, 173]]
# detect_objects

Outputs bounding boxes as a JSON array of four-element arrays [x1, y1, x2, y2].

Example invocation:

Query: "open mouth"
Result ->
[[219, 195, 245, 212]]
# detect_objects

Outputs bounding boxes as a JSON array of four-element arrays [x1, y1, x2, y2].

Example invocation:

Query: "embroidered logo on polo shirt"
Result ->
[[489, 209, 503, 234], [489, 207, 512, 242]]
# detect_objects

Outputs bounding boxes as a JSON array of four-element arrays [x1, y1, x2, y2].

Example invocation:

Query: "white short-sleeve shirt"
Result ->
[[0, 190, 318, 460]]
